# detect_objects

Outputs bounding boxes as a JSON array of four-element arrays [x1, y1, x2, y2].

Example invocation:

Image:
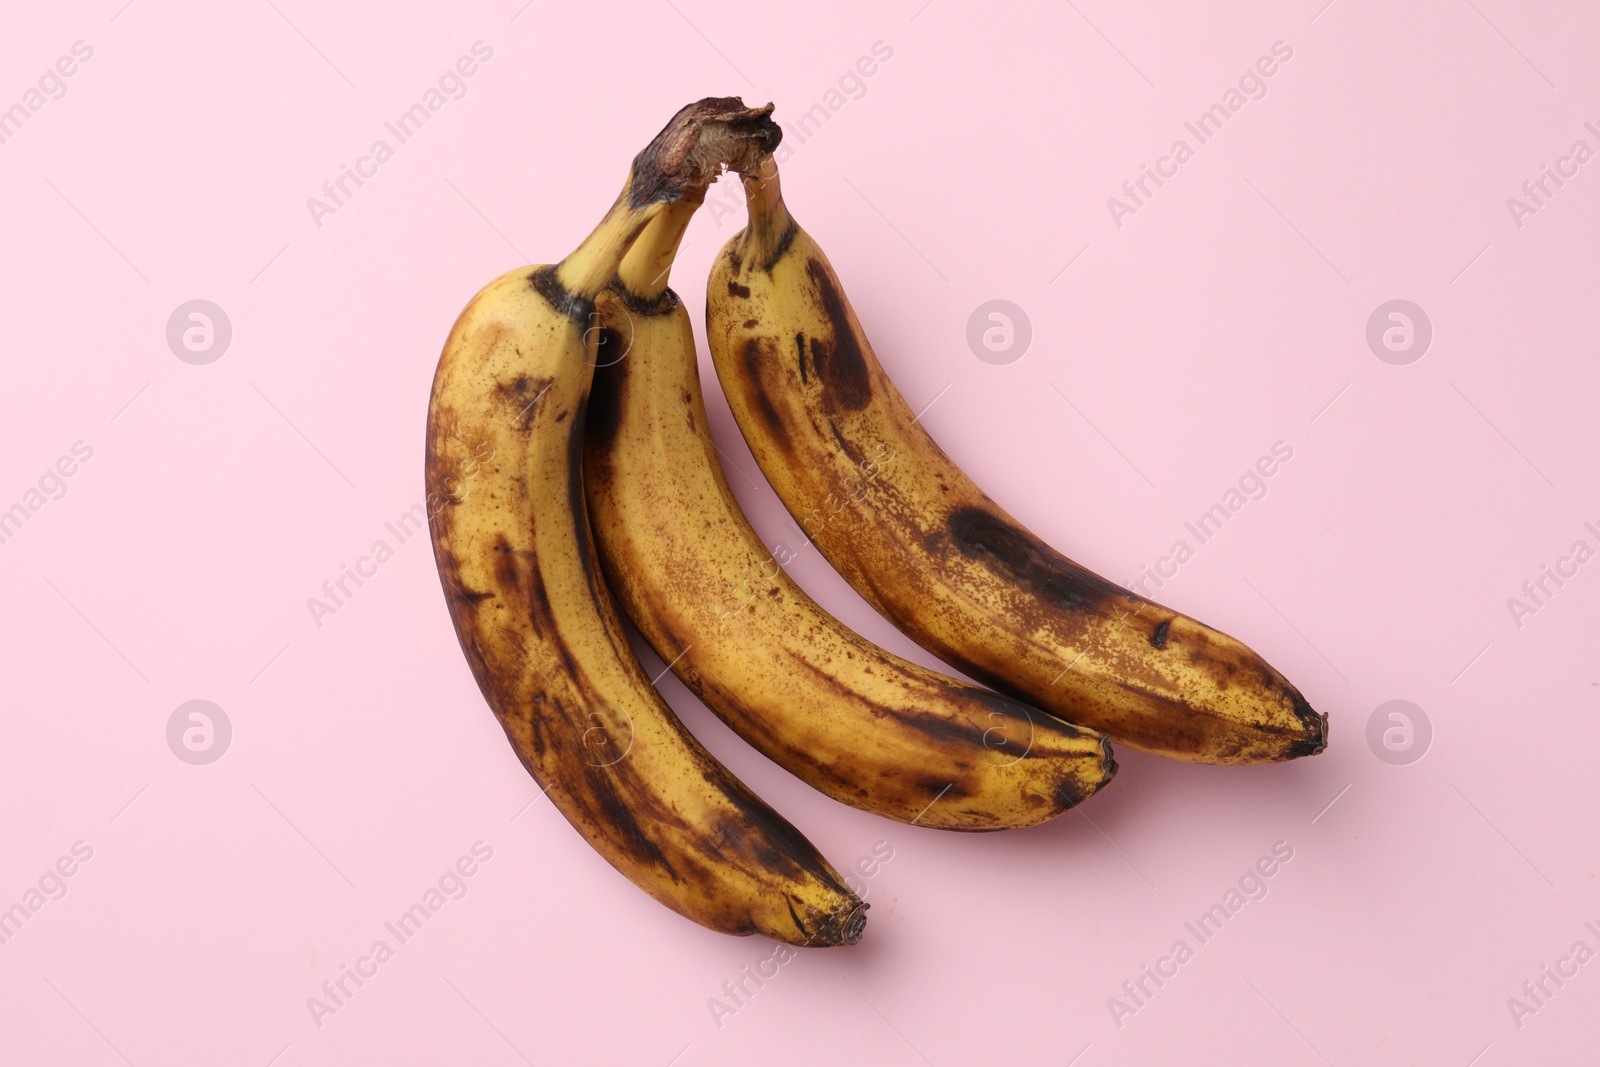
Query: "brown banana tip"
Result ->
[[1305, 710, 1331, 757], [838, 901, 869, 946], [806, 899, 869, 947], [1284, 691, 1329, 759], [629, 98, 782, 208], [1052, 739, 1117, 811]]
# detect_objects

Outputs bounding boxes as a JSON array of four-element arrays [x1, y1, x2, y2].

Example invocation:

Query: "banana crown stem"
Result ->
[[557, 98, 783, 301], [739, 155, 794, 266], [556, 196, 665, 300], [615, 194, 702, 300]]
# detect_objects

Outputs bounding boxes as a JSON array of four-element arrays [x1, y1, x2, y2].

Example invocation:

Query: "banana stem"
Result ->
[[556, 98, 782, 302], [555, 195, 665, 301], [739, 154, 794, 266], [614, 193, 703, 299]]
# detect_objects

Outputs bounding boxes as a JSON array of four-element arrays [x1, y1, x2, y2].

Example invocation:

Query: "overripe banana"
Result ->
[[426, 101, 865, 945], [582, 196, 1116, 831], [705, 158, 1328, 765]]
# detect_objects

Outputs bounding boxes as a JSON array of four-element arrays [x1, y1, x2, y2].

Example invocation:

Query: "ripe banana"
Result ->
[[582, 196, 1116, 831], [705, 158, 1328, 765], [426, 101, 865, 945]]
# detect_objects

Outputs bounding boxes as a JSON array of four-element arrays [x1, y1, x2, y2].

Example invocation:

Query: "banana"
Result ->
[[426, 101, 865, 945], [705, 158, 1328, 765], [583, 195, 1116, 831]]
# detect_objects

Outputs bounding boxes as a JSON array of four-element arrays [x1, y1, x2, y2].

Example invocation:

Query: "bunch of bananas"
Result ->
[[425, 98, 1327, 947]]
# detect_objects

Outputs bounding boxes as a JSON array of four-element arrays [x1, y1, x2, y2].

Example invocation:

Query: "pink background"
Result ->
[[3, 1, 1597, 1063]]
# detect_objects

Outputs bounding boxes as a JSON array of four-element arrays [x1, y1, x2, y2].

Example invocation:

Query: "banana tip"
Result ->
[[839, 901, 869, 946], [809, 899, 869, 946], [1100, 734, 1119, 781], [1307, 710, 1330, 756], [1287, 698, 1329, 759]]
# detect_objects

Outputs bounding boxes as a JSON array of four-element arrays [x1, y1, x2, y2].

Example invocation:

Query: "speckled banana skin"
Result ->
[[705, 158, 1327, 765], [582, 199, 1115, 831], [426, 103, 864, 945]]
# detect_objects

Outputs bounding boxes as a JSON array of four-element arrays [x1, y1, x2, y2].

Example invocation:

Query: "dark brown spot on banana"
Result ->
[[885, 706, 992, 752], [826, 420, 861, 464], [727, 279, 751, 298], [917, 775, 967, 803], [752, 221, 798, 274], [608, 277, 680, 315], [785, 901, 808, 940], [581, 762, 678, 877], [494, 375, 553, 434], [740, 337, 790, 451], [498, 375, 537, 399], [803, 260, 873, 411], [1150, 618, 1172, 649], [564, 409, 632, 670], [946, 506, 1126, 610], [586, 332, 629, 452], [490, 536, 519, 593], [566, 405, 594, 565], [717, 783, 848, 889], [530, 266, 596, 324]]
